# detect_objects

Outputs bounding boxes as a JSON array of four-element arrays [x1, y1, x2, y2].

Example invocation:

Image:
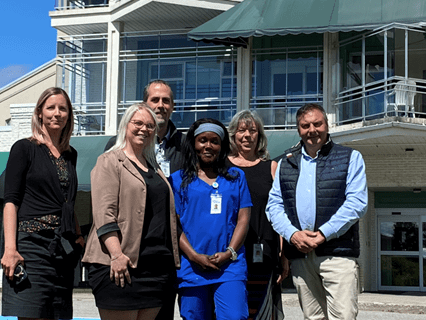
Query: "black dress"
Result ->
[[226, 159, 284, 320], [2, 139, 80, 320], [88, 162, 176, 310]]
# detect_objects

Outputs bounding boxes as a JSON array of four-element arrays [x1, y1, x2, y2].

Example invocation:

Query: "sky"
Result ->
[[0, 1, 57, 89]]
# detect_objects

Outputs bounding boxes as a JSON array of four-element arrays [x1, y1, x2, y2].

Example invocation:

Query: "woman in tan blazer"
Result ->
[[82, 102, 180, 320]]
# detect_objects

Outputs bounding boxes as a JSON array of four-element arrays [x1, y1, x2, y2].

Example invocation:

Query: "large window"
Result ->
[[57, 35, 107, 135], [252, 35, 323, 129], [378, 211, 426, 291], [337, 26, 426, 124], [119, 32, 237, 129]]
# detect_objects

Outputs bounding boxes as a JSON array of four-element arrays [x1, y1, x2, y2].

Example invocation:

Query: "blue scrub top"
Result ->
[[170, 167, 252, 288]]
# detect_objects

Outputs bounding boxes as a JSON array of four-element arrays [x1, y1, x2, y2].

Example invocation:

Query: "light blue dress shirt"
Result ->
[[266, 145, 368, 244]]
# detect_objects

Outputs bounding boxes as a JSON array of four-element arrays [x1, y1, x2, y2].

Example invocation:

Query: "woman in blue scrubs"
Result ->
[[169, 118, 252, 320]]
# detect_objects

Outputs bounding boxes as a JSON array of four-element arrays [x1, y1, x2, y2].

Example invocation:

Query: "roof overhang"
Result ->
[[50, 0, 240, 35], [330, 118, 426, 156], [188, 0, 426, 47]]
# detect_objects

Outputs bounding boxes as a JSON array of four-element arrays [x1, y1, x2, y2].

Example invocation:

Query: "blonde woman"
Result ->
[[2, 87, 84, 319], [82, 102, 180, 320]]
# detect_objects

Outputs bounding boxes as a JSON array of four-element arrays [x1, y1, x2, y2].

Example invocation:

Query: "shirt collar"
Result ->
[[157, 127, 171, 145], [301, 146, 318, 160]]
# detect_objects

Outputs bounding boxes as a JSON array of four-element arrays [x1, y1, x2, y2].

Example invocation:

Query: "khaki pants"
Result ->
[[291, 251, 359, 320]]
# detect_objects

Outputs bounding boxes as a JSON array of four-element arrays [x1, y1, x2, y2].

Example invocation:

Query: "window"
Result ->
[[119, 32, 237, 129], [252, 35, 323, 129]]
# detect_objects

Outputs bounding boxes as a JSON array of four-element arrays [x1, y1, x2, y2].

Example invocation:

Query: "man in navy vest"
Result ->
[[266, 104, 367, 320]]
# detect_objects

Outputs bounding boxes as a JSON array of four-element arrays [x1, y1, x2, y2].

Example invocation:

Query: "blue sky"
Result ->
[[0, 2, 57, 89]]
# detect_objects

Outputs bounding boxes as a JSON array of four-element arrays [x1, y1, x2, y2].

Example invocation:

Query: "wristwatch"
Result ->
[[226, 246, 238, 261]]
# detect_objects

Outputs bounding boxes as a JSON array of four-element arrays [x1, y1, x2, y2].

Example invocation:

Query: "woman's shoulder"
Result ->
[[170, 169, 184, 183], [226, 166, 246, 179], [10, 138, 38, 155], [12, 138, 36, 148]]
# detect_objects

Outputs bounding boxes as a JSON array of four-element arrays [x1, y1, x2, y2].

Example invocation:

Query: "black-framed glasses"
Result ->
[[130, 120, 156, 132]]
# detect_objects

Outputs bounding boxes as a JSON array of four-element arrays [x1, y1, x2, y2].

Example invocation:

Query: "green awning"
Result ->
[[266, 130, 299, 160], [70, 135, 112, 191], [0, 152, 9, 175], [188, 0, 426, 46]]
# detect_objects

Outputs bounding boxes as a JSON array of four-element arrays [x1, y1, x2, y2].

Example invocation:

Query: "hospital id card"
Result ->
[[253, 243, 263, 263], [210, 193, 222, 214], [159, 161, 170, 177]]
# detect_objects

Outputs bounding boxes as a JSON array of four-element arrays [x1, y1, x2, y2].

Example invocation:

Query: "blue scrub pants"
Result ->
[[179, 280, 248, 320]]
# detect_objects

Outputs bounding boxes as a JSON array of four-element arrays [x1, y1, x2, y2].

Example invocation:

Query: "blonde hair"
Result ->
[[30, 87, 74, 152], [228, 110, 270, 160], [108, 102, 159, 169]]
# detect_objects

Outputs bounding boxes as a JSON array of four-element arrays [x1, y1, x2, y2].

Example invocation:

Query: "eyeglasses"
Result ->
[[130, 120, 156, 132]]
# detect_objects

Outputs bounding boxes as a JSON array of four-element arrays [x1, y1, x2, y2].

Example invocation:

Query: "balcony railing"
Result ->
[[335, 76, 426, 126], [74, 105, 105, 136], [118, 98, 238, 131], [250, 94, 323, 130], [55, 0, 110, 10]]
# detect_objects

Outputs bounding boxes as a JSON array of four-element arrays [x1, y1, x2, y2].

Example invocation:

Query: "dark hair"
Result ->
[[296, 103, 328, 128], [180, 118, 236, 190], [142, 79, 174, 104]]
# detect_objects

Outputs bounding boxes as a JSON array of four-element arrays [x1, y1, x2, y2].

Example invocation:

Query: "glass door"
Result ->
[[378, 215, 425, 291]]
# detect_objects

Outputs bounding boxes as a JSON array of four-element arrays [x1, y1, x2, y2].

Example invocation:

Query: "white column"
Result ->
[[323, 32, 339, 126], [237, 38, 252, 112], [105, 21, 122, 135]]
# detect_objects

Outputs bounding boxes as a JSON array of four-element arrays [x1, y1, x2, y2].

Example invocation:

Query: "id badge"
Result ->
[[160, 161, 170, 177], [210, 193, 222, 214], [253, 243, 263, 263]]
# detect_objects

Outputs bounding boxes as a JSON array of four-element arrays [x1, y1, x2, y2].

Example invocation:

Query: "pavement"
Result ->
[[1, 289, 426, 319]]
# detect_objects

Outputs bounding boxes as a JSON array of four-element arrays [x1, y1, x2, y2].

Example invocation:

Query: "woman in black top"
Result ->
[[227, 110, 289, 320], [82, 102, 180, 320], [1, 87, 84, 320]]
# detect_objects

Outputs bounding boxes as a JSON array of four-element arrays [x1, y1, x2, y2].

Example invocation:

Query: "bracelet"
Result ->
[[111, 252, 123, 261]]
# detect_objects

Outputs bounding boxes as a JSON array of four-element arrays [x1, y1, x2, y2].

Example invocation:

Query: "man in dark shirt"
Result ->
[[105, 79, 184, 177]]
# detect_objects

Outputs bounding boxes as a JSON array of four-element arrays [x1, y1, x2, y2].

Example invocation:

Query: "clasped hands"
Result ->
[[191, 251, 232, 271], [290, 230, 326, 253]]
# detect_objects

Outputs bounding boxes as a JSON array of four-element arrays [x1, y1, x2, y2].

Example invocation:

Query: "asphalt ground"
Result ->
[[2, 289, 425, 319]]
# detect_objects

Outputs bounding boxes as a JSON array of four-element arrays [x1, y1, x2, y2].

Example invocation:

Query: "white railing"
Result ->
[[335, 76, 426, 125], [250, 94, 323, 129], [74, 106, 105, 135], [55, 0, 109, 10], [118, 98, 237, 131]]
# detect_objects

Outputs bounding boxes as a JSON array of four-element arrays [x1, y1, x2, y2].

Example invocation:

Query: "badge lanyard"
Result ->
[[210, 181, 222, 214]]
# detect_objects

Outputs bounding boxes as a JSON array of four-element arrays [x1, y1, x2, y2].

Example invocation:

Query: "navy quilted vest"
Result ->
[[279, 140, 360, 259]]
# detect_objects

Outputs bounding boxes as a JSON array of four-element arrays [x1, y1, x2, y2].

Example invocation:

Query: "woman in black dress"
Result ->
[[227, 110, 289, 320], [82, 102, 180, 320], [1, 87, 84, 319]]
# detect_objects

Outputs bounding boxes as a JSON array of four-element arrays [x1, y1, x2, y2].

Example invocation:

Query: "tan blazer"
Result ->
[[82, 149, 180, 268]]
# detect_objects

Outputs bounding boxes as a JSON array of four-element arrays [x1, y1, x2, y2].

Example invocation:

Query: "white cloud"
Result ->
[[0, 65, 32, 89]]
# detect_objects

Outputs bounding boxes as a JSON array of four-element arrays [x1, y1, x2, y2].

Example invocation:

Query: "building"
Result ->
[[1, 0, 426, 292]]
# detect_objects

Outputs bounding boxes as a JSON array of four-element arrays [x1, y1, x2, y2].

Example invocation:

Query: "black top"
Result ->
[[226, 159, 280, 273], [130, 161, 173, 258], [4, 139, 78, 237]]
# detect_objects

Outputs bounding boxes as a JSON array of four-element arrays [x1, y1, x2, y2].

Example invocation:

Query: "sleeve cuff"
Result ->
[[285, 226, 300, 244], [96, 222, 120, 238], [318, 224, 334, 241]]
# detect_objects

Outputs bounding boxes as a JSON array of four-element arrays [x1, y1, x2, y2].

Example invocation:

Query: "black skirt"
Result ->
[[2, 231, 81, 319], [87, 255, 176, 310]]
